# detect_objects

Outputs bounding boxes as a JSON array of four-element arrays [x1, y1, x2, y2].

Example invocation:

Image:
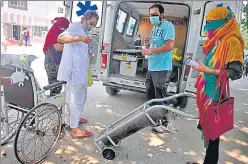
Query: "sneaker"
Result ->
[[151, 118, 169, 134], [151, 124, 170, 134]]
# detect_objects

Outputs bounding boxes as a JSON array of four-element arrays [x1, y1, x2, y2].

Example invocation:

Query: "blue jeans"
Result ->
[[25, 37, 30, 46], [44, 45, 63, 96]]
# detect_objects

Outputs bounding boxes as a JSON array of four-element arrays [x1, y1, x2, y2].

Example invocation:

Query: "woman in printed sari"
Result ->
[[187, 5, 244, 164], [43, 17, 70, 96]]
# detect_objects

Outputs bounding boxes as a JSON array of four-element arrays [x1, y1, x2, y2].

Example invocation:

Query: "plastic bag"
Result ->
[[172, 48, 182, 61], [88, 67, 93, 87]]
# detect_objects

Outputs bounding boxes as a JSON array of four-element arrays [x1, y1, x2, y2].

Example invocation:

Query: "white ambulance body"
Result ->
[[64, 1, 243, 107]]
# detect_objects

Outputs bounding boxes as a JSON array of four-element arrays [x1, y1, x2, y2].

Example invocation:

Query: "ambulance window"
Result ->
[[126, 16, 137, 36], [201, 1, 216, 36], [116, 9, 128, 34], [71, 1, 103, 28]]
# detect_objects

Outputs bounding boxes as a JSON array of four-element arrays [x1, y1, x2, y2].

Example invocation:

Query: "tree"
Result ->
[[242, 31, 248, 51], [241, 3, 248, 51]]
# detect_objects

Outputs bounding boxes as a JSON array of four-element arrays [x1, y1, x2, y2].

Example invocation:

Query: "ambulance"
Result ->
[[64, 1, 243, 108]]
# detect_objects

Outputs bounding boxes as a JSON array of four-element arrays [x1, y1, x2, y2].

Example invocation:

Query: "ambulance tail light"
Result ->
[[183, 65, 191, 81], [101, 53, 108, 69], [183, 52, 193, 81]]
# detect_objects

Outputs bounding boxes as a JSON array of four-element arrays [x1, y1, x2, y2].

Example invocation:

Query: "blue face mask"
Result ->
[[150, 16, 161, 26]]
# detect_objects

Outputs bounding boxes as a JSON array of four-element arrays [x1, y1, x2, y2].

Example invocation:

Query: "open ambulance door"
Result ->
[[64, 1, 107, 81], [184, 1, 243, 93]]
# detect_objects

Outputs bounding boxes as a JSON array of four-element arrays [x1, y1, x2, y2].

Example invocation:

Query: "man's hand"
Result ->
[[79, 35, 92, 44], [142, 49, 152, 56], [58, 35, 92, 44], [150, 40, 175, 54]]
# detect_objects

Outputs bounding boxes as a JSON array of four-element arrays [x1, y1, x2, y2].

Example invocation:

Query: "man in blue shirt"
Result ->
[[142, 4, 175, 134]]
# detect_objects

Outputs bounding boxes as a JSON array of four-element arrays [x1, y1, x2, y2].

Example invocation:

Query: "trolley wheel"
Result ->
[[14, 103, 61, 164], [176, 96, 188, 108], [102, 148, 115, 160], [1, 106, 24, 146]]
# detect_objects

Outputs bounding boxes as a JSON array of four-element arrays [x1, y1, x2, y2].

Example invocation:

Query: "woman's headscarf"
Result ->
[[203, 6, 244, 67], [43, 17, 70, 52], [196, 5, 244, 116]]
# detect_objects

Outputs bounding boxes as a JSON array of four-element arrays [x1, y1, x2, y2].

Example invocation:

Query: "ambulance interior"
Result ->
[[109, 2, 189, 92]]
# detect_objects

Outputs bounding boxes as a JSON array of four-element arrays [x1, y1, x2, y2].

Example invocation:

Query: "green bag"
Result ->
[[88, 67, 93, 87]]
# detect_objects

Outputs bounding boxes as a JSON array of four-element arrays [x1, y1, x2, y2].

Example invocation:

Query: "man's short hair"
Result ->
[[149, 4, 164, 14], [84, 10, 99, 20]]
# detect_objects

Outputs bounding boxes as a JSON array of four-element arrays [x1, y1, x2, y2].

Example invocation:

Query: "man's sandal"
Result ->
[[186, 162, 200, 164], [71, 130, 92, 139]]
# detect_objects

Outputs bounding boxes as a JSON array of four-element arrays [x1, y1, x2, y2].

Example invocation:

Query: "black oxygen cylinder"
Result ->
[[102, 107, 168, 146]]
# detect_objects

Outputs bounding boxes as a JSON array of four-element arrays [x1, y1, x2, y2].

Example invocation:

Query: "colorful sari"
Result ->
[[196, 6, 244, 128]]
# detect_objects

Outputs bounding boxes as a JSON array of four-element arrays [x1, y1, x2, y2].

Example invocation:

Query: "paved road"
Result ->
[[1, 45, 248, 164]]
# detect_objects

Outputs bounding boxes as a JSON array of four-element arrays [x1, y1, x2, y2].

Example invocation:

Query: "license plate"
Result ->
[[126, 65, 132, 69], [121, 56, 127, 61]]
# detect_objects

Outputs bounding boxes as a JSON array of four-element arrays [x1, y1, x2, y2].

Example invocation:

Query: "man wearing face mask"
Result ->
[[57, 10, 99, 139], [142, 4, 175, 134]]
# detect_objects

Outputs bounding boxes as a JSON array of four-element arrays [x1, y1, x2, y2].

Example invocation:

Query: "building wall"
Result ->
[[1, 1, 65, 43]]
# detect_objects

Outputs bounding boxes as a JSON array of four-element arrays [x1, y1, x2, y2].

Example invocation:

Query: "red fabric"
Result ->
[[5, 39, 19, 46], [25, 30, 30, 37], [79, 118, 88, 123], [43, 17, 70, 52], [201, 70, 234, 140], [196, 75, 205, 126]]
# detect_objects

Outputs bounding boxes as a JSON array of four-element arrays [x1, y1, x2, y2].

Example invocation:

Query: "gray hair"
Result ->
[[84, 10, 99, 20]]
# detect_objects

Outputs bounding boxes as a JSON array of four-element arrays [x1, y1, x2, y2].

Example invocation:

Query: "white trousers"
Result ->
[[65, 80, 87, 128]]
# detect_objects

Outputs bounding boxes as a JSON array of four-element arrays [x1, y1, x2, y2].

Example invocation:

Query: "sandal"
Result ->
[[186, 162, 200, 164], [71, 130, 92, 139], [79, 118, 88, 123]]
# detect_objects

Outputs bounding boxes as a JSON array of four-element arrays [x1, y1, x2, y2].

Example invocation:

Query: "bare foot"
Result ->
[[71, 128, 92, 139]]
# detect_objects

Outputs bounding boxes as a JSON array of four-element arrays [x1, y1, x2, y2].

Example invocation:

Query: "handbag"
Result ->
[[201, 70, 234, 140]]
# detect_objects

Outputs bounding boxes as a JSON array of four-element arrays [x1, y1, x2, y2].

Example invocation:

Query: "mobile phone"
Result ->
[[186, 59, 199, 67]]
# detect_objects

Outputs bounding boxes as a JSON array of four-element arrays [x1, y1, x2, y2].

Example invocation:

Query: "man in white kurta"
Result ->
[[57, 10, 99, 139]]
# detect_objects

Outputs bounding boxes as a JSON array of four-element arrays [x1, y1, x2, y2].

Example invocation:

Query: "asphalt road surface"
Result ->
[[1, 45, 247, 164]]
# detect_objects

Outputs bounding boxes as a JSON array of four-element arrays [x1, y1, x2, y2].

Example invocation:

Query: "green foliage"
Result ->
[[242, 3, 248, 51], [243, 33, 248, 51], [242, 4, 248, 31]]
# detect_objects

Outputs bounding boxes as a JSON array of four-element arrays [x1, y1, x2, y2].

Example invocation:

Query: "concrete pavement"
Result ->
[[1, 45, 247, 164]]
